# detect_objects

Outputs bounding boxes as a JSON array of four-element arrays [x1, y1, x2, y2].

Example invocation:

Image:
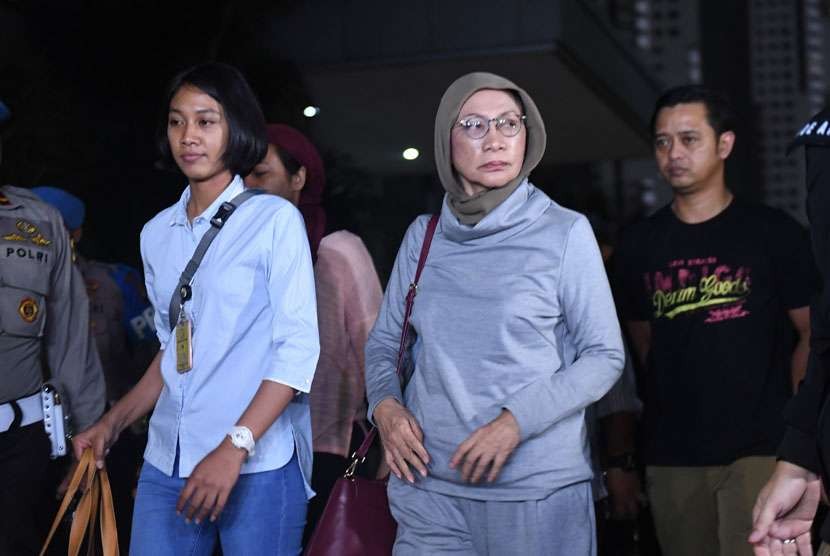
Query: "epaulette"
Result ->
[[2, 185, 42, 203], [788, 107, 830, 153]]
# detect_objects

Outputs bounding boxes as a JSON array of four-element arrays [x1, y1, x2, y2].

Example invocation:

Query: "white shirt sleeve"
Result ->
[[264, 205, 320, 392], [141, 225, 171, 350]]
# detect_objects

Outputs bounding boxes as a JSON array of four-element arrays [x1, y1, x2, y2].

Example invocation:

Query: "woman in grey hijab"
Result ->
[[365, 72, 625, 555]]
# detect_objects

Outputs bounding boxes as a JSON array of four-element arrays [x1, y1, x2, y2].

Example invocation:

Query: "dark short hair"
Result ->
[[157, 63, 267, 177], [273, 145, 303, 176], [650, 85, 737, 137]]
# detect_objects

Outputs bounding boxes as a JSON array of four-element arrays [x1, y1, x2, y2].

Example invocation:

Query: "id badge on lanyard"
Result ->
[[175, 284, 194, 373]]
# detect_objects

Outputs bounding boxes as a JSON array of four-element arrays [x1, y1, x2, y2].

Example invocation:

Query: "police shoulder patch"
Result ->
[[789, 108, 830, 152]]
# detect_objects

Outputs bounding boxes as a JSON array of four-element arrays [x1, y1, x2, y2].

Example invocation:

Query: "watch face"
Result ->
[[229, 427, 254, 456]]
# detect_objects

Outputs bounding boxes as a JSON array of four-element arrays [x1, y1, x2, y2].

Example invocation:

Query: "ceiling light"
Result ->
[[402, 148, 419, 161]]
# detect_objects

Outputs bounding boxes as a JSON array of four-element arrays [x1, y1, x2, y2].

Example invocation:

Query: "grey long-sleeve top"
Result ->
[[366, 181, 624, 501]]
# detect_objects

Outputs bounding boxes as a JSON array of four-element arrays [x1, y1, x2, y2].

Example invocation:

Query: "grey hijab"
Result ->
[[434, 72, 547, 226]]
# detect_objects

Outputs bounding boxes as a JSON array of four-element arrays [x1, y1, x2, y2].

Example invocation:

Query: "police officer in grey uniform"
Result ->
[[32, 186, 157, 403], [0, 183, 106, 554], [33, 186, 157, 552]]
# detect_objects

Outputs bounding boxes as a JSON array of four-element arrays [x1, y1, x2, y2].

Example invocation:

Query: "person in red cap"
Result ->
[[246, 124, 383, 542]]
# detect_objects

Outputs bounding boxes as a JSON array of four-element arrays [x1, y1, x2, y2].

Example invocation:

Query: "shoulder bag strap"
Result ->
[[350, 214, 439, 467], [167, 188, 264, 330]]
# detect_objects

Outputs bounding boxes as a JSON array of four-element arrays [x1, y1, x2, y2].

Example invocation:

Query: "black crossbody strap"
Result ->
[[167, 188, 265, 330]]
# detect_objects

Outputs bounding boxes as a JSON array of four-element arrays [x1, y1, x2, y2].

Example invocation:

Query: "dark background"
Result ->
[[0, 1, 344, 268], [0, 0, 826, 279], [0, 1, 661, 280]]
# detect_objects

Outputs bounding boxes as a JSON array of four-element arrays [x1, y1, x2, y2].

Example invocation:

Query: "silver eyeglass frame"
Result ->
[[454, 113, 527, 139]]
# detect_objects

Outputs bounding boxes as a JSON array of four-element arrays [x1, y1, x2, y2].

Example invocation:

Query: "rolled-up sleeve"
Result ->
[[265, 206, 319, 392], [503, 216, 625, 441]]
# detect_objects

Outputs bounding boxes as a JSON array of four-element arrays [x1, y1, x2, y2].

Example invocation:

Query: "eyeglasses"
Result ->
[[455, 113, 527, 140]]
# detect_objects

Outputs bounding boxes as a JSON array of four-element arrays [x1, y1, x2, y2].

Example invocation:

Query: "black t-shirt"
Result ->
[[614, 199, 814, 466]]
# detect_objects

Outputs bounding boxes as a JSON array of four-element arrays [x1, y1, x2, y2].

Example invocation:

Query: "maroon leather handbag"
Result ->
[[304, 214, 439, 556]]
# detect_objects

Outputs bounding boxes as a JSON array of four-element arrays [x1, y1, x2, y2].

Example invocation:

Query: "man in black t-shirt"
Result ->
[[614, 86, 813, 556]]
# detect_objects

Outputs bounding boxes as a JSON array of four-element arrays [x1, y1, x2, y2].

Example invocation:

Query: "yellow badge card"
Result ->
[[175, 318, 193, 373]]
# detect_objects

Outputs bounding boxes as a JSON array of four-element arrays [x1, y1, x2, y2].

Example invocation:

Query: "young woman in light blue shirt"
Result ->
[[72, 63, 320, 555]]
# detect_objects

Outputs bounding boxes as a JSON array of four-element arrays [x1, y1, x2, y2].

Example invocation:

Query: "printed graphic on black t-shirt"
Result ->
[[648, 256, 751, 323], [614, 200, 814, 466]]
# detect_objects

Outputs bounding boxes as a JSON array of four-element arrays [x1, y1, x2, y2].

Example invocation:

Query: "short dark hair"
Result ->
[[157, 62, 267, 177], [273, 145, 303, 177], [650, 85, 737, 137]]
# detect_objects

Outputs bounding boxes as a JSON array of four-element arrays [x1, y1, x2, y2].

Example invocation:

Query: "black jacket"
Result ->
[[779, 107, 830, 541]]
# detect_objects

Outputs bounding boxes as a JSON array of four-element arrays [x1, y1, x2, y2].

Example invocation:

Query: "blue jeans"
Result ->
[[130, 452, 307, 555]]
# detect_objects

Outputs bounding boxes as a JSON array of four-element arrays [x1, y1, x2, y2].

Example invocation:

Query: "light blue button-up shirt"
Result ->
[[139, 176, 319, 494]]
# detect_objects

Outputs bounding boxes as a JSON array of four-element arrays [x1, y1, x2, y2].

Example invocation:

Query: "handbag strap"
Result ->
[[167, 188, 265, 330], [40, 449, 94, 556], [350, 214, 439, 467], [69, 462, 119, 556], [97, 467, 120, 555], [40, 449, 120, 556], [77, 466, 101, 556]]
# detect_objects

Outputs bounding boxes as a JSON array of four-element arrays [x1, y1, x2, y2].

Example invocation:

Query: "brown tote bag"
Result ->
[[304, 214, 439, 556], [41, 448, 119, 556]]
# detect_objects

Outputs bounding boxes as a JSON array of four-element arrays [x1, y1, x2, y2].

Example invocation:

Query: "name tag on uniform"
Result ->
[[175, 317, 193, 373]]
